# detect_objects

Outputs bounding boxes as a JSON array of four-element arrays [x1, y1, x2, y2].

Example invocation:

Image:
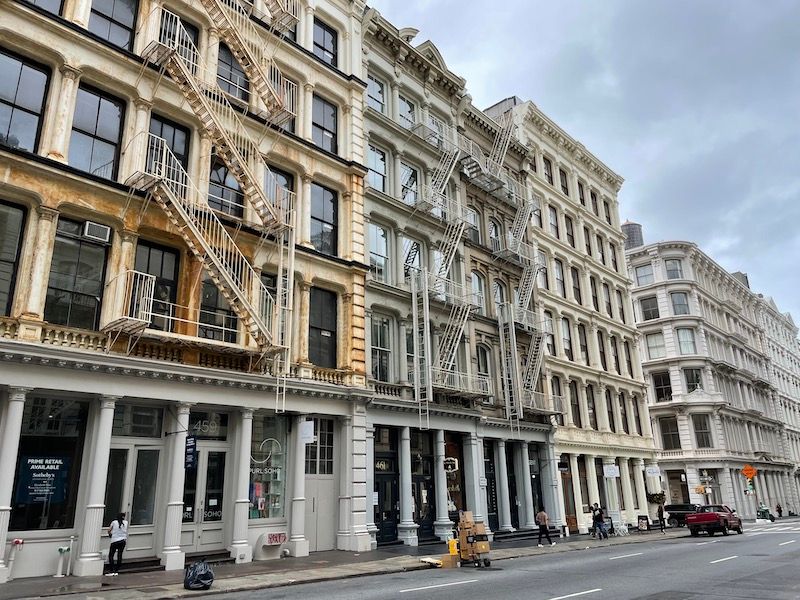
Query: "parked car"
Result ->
[[664, 503, 701, 527], [686, 505, 743, 537]]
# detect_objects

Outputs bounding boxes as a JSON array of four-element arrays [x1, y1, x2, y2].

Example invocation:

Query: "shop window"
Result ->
[[11, 398, 88, 530], [0, 48, 50, 152], [250, 414, 288, 519], [309, 287, 337, 368], [111, 404, 164, 437], [305, 417, 334, 475], [0, 201, 25, 316], [188, 410, 229, 441]]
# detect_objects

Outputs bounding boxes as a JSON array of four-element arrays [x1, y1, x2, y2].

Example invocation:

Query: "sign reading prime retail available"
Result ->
[[14, 456, 70, 505]]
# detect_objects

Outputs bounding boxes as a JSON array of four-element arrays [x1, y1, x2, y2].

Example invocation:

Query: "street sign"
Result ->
[[741, 464, 757, 479]]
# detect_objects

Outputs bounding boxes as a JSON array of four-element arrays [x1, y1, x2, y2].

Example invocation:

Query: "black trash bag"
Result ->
[[184, 560, 214, 590]]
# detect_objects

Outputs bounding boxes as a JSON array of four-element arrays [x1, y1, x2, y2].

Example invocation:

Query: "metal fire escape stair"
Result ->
[[197, 0, 296, 126], [487, 112, 515, 177], [263, 0, 301, 34]]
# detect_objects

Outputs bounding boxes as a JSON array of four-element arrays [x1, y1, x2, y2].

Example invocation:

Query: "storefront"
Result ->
[[483, 440, 499, 532], [410, 430, 435, 540], [373, 426, 398, 544]]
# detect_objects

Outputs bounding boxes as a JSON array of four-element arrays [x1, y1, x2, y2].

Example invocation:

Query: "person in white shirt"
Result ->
[[106, 512, 128, 576]]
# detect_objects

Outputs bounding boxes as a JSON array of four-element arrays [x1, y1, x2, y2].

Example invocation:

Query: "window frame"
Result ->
[[652, 371, 673, 402], [660, 416, 681, 450], [309, 287, 337, 368], [68, 83, 126, 180], [562, 317, 573, 361], [665, 258, 684, 280], [553, 258, 566, 298], [548, 206, 560, 238], [646, 332, 666, 359], [0, 47, 51, 154], [310, 182, 338, 256], [559, 168, 569, 196], [368, 222, 389, 283], [692, 413, 713, 448], [366, 73, 386, 114], [677, 328, 697, 355], [564, 214, 575, 247], [311, 94, 338, 154], [366, 143, 387, 192], [0, 201, 26, 316], [542, 157, 554, 185], [671, 291, 690, 316], [87, 0, 138, 52], [312, 18, 338, 67], [570, 267, 582, 304], [216, 42, 250, 103], [635, 264, 654, 286], [398, 94, 416, 128], [640, 296, 660, 321], [684, 367, 703, 392], [370, 313, 392, 382], [208, 152, 244, 218]]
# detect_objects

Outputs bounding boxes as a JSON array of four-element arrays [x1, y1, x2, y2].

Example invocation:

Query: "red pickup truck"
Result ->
[[686, 505, 743, 537]]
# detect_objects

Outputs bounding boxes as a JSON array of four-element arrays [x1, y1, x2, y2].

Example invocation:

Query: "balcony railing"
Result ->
[[430, 367, 492, 397], [521, 391, 564, 414], [492, 232, 536, 264], [427, 273, 481, 307]]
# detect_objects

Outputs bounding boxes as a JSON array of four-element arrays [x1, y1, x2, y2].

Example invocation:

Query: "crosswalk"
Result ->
[[747, 523, 800, 534]]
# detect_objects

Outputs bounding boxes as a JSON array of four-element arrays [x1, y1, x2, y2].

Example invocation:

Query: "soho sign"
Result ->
[[251, 438, 282, 475]]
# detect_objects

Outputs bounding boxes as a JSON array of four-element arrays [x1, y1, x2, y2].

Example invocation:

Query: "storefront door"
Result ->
[[304, 418, 336, 552], [104, 446, 162, 559], [506, 448, 519, 529], [182, 448, 228, 553], [374, 426, 398, 544], [484, 440, 499, 532]]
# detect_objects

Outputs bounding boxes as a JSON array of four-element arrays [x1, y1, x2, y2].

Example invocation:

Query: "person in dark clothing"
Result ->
[[657, 504, 666, 534], [593, 506, 608, 540], [536, 507, 556, 547], [776, 504, 783, 518], [106, 512, 128, 576], [590, 503, 600, 538]]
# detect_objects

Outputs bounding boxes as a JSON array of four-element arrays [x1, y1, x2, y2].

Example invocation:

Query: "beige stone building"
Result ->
[[0, 0, 371, 581]]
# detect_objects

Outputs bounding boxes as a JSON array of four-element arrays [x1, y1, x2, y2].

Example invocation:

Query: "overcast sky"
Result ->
[[369, 0, 800, 323]]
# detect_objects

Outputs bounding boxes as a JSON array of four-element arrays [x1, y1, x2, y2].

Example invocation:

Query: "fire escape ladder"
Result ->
[[497, 304, 522, 436], [198, 0, 296, 125], [435, 216, 466, 282], [150, 9, 285, 231], [128, 134, 276, 352], [411, 271, 433, 430], [263, 0, 301, 35], [521, 329, 546, 396], [436, 302, 472, 373], [517, 264, 537, 312], [487, 112, 515, 176], [429, 144, 460, 196]]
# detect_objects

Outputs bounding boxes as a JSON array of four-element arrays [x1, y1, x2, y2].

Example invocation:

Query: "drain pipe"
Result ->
[[65, 536, 75, 577], [6, 539, 23, 581], [54, 544, 71, 577]]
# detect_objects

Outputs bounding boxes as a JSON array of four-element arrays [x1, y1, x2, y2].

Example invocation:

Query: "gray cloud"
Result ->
[[369, 0, 800, 320]]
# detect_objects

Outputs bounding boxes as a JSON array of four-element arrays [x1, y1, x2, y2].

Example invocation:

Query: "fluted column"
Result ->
[[619, 458, 635, 518], [230, 409, 254, 563], [597, 384, 611, 432], [120, 97, 152, 180], [463, 433, 485, 525], [633, 459, 649, 517], [585, 454, 600, 507], [644, 460, 662, 497], [45, 64, 81, 161], [303, 5, 315, 52], [161, 403, 191, 570], [433, 429, 452, 540], [496, 440, 513, 531], [74, 396, 118, 576], [287, 415, 310, 557], [602, 457, 621, 525], [569, 454, 587, 533], [519, 442, 536, 529], [0, 388, 29, 583], [19, 206, 59, 323], [397, 426, 418, 545]]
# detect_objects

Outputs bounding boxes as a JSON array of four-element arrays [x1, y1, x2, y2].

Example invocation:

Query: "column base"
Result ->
[[286, 538, 309, 557], [434, 520, 454, 541], [337, 530, 373, 552], [73, 556, 104, 577], [161, 550, 186, 571], [367, 524, 378, 551], [397, 522, 418, 546], [0, 566, 10, 584], [230, 542, 252, 564]]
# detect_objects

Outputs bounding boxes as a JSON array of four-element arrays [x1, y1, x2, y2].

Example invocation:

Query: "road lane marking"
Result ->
[[399, 579, 479, 594], [696, 540, 718, 545], [608, 552, 643, 560], [710, 555, 738, 564], [548, 590, 603, 600], [779, 540, 796, 546]]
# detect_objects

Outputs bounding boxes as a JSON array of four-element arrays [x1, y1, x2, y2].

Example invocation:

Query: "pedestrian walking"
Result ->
[[593, 506, 608, 540], [657, 504, 666, 534], [776, 503, 783, 518], [590, 503, 600, 538], [106, 512, 128, 576], [536, 507, 556, 547]]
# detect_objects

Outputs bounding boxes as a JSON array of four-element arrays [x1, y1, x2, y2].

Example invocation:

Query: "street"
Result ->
[[215, 522, 800, 600]]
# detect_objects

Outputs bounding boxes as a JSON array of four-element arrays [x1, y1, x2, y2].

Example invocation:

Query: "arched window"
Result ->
[[466, 207, 482, 244], [217, 43, 249, 102], [488, 219, 503, 252], [476, 345, 492, 400], [471, 271, 486, 315]]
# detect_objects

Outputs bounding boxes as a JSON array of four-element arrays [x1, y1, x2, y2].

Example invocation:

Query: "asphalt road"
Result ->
[[216, 521, 800, 600]]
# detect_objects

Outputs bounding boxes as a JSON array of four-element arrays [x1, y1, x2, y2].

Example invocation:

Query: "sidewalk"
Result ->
[[3, 529, 687, 600]]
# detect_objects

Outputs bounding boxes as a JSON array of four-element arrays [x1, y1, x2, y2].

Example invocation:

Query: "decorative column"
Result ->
[[518, 443, 536, 529], [585, 454, 601, 508], [569, 454, 587, 533], [161, 403, 191, 570], [299, 174, 313, 247], [302, 83, 314, 141], [633, 459, 649, 518], [463, 433, 486, 524], [393, 151, 403, 200], [433, 429, 452, 540], [68, 0, 93, 26], [398, 320, 410, 384], [0, 388, 30, 583], [303, 5, 315, 52], [602, 457, 621, 527], [365, 426, 378, 549], [543, 436, 564, 529], [18, 206, 59, 336], [296, 281, 311, 373], [597, 384, 611, 432], [397, 426, 418, 545], [103, 229, 138, 329], [74, 396, 118, 577], [644, 460, 662, 497], [45, 65, 81, 161], [230, 409, 254, 563], [287, 415, 309, 557], [495, 440, 513, 531], [619, 458, 635, 521], [120, 97, 152, 180]]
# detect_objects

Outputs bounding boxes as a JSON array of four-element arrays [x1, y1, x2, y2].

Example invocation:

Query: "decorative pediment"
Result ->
[[416, 40, 447, 70]]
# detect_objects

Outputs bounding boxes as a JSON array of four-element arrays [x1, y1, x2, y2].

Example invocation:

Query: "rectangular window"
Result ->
[[465, 207, 481, 244], [366, 144, 387, 191], [611, 336, 621, 374], [586, 384, 597, 429], [559, 168, 569, 196], [632, 398, 642, 435], [88, 0, 138, 51], [305, 418, 334, 475], [250, 414, 287, 519], [310, 182, 337, 256], [590, 190, 598, 215], [366, 74, 385, 114], [590, 276, 599, 311], [646, 332, 666, 359], [542, 157, 553, 185], [398, 95, 415, 128], [0, 48, 50, 153], [609, 243, 618, 271], [0, 201, 25, 315], [577, 181, 586, 206], [640, 296, 660, 320], [149, 113, 190, 170], [597, 331, 607, 370], [69, 85, 125, 179], [208, 153, 244, 217], [616, 290, 626, 323], [603, 201, 611, 225], [624, 341, 633, 375], [217, 43, 249, 103], [313, 18, 337, 67], [635, 264, 654, 286], [368, 222, 389, 283], [565, 215, 575, 247], [537, 251, 549, 290], [685, 368, 703, 392], [606, 389, 615, 432], [199, 276, 238, 343], [602, 283, 612, 317], [570, 382, 581, 426], [677, 328, 696, 355], [618, 393, 628, 433], [671, 291, 690, 315], [554, 259, 566, 298], [578, 324, 589, 365], [134, 241, 179, 331], [309, 287, 337, 368], [548, 206, 559, 238], [112, 404, 163, 437], [28, 0, 63, 14], [312, 94, 337, 154], [665, 259, 684, 280], [44, 218, 109, 330], [660, 417, 681, 450], [562, 318, 573, 361], [583, 226, 592, 256], [652, 371, 672, 402], [571, 267, 582, 304], [402, 236, 421, 277], [693, 414, 712, 448], [544, 310, 555, 356], [596, 235, 605, 265], [371, 315, 391, 382], [400, 162, 418, 205]]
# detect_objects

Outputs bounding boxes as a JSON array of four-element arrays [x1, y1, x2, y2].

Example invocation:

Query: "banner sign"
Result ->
[[645, 466, 661, 477], [603, 464, 620, 478], [185, 435, 197, 470]]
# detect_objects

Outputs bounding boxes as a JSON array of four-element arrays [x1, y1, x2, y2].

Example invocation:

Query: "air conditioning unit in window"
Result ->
[[83, 221, 111, 243]]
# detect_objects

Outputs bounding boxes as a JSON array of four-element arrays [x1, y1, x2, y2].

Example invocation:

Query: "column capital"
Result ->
[[37, 205, 59, 222], [121, 229, 138, 244], [100, 395, 121, 409], [303, 82, 315, 93], [7, 386, 32, 402], [134, 96, 153, 111], [602, 456, 616, 465], [241, 408, 254, 420], [59, 63, 82, 80], [176, 402, 193, 416]]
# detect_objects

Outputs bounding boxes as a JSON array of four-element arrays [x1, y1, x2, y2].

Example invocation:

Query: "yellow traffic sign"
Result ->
[[741, 464, 757, 479]]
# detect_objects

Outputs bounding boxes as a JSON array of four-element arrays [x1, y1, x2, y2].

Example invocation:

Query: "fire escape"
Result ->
[[106, 3, 299, 410], [407, 118, 490, 429]]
